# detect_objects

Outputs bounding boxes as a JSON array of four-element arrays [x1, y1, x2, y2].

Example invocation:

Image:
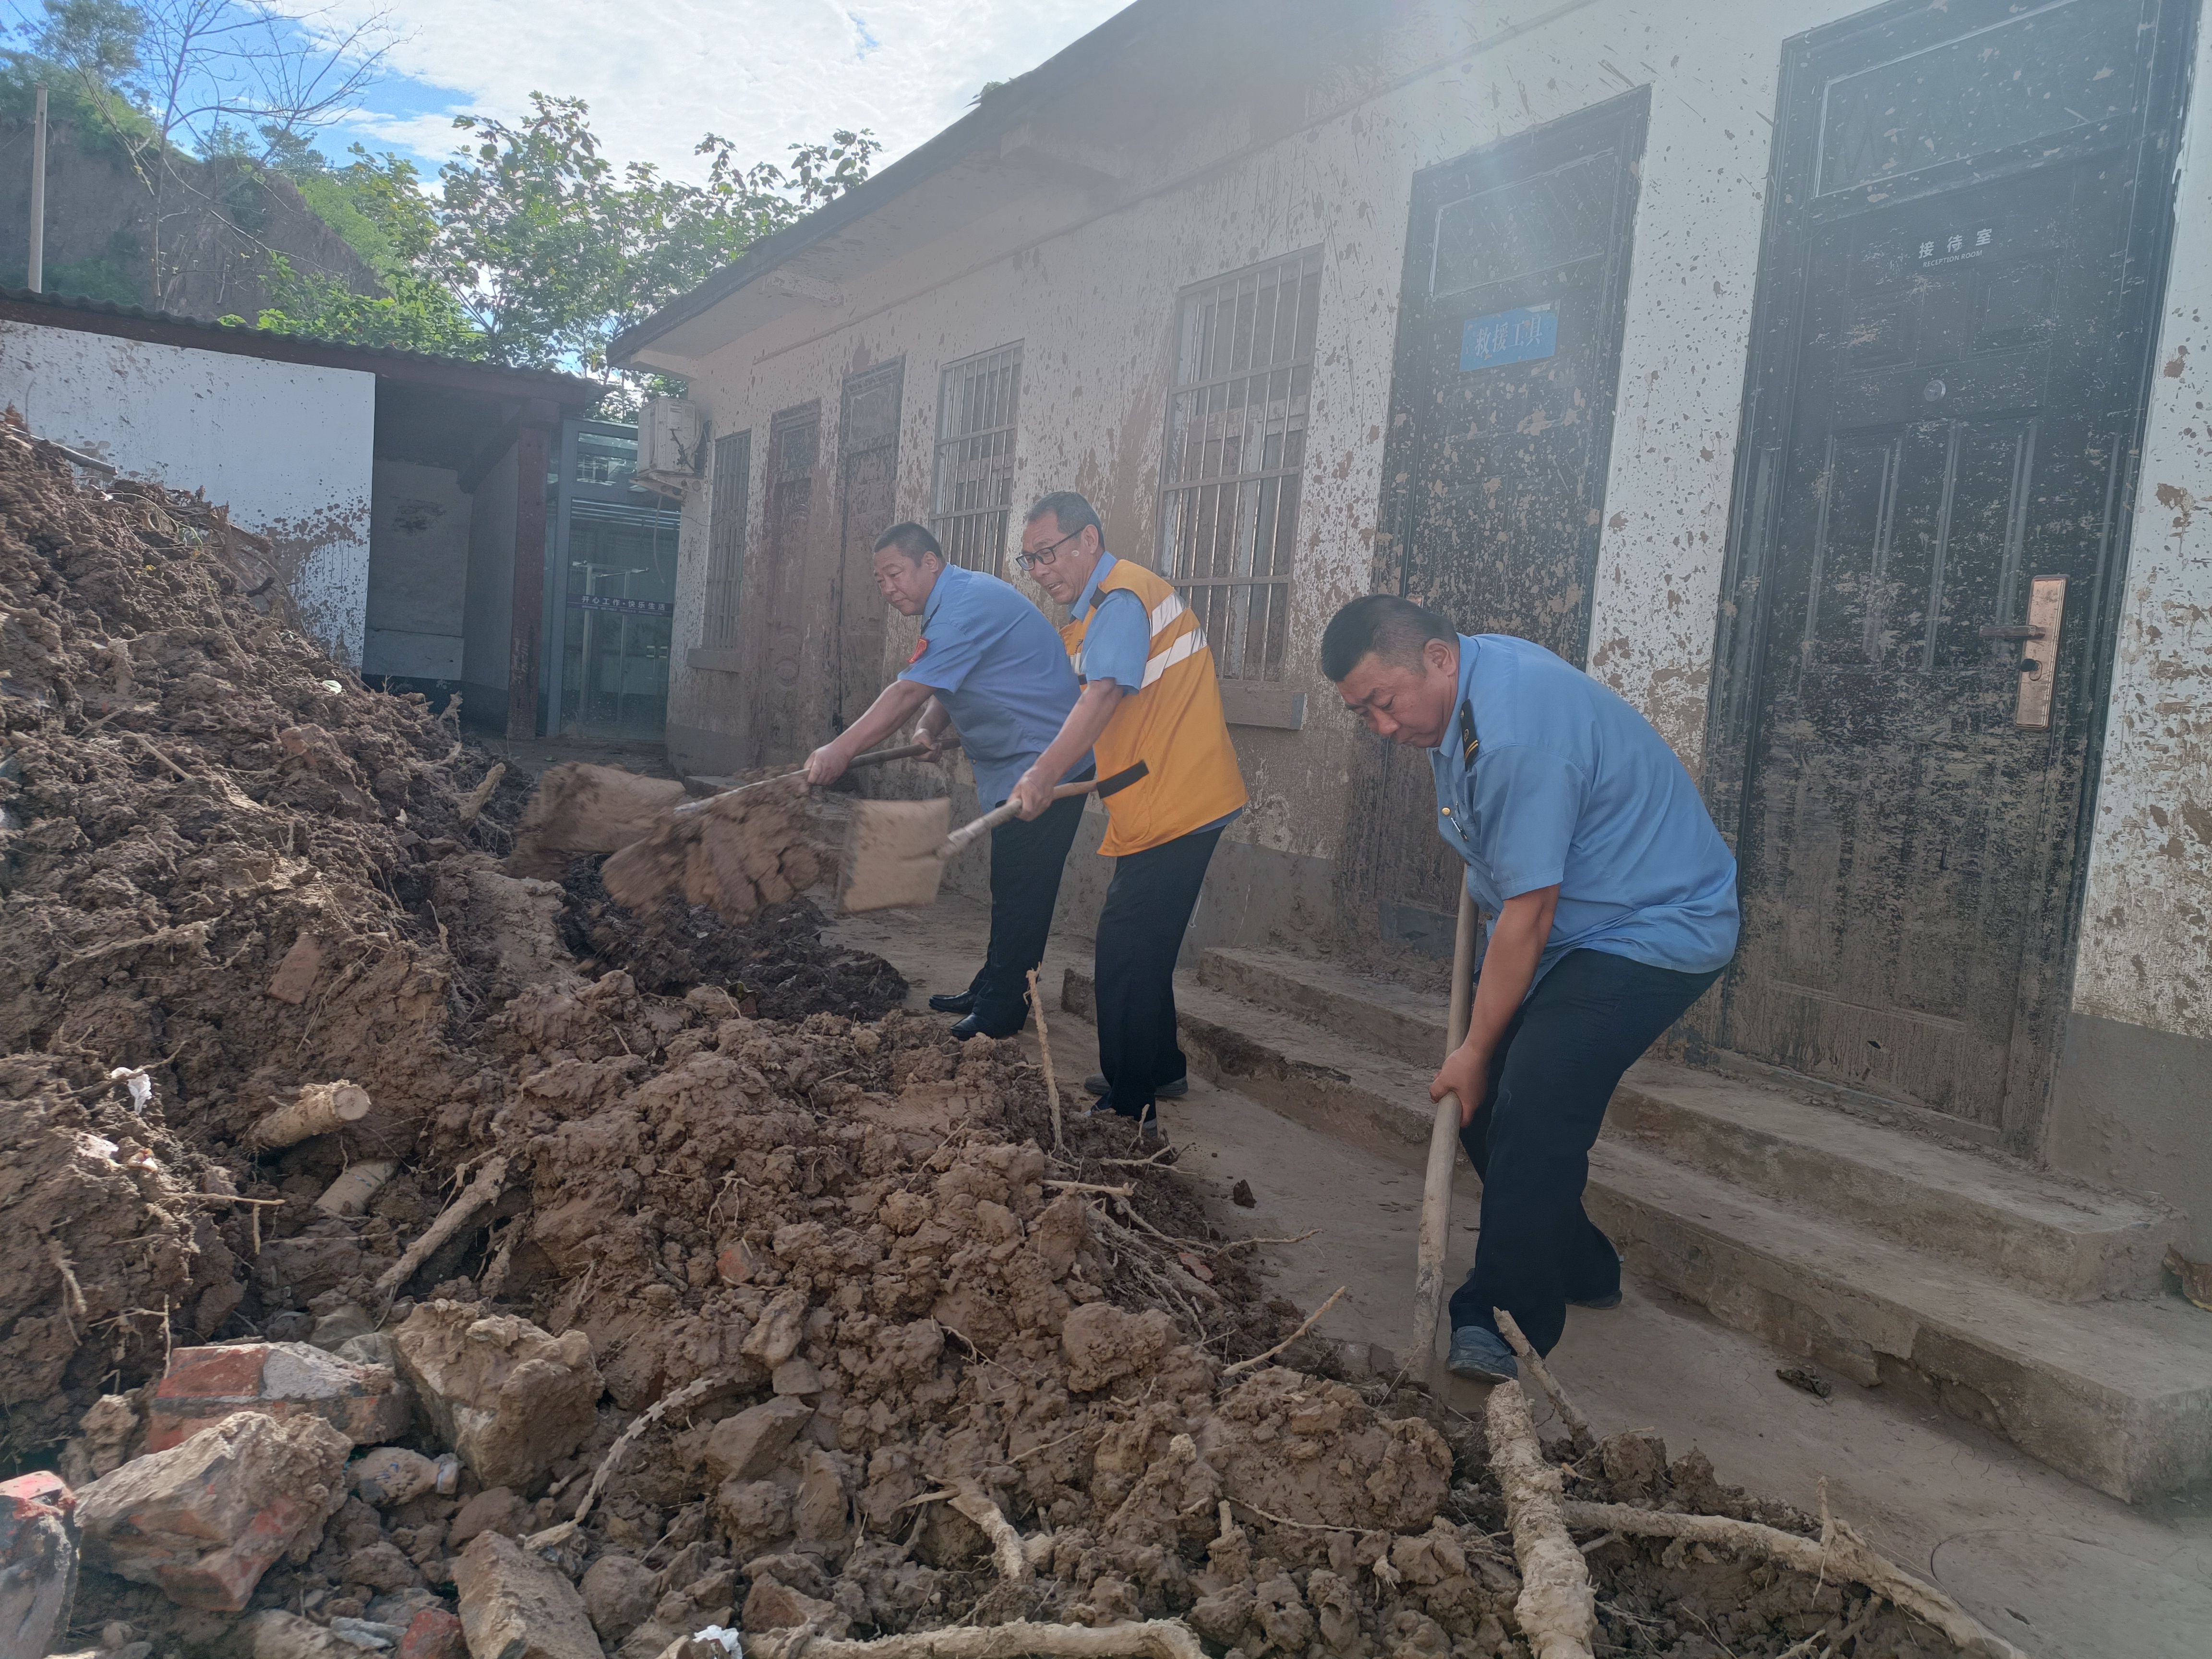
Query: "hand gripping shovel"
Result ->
[[673, 738, 951, 819], [839, 761, 1149, 913]]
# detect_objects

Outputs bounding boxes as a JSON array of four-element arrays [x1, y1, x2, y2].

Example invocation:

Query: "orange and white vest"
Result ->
[[1059, 557, 1247, 857]]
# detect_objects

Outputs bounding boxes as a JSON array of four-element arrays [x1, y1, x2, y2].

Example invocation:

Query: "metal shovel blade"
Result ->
[[840, 798, 955, 913]]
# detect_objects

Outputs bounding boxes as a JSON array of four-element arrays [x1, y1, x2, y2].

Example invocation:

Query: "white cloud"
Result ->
[[291, 0, 1129, 180]]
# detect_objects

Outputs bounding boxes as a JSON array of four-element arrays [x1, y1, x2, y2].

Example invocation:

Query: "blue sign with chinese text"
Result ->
[[1460, 306, 1558, 371]]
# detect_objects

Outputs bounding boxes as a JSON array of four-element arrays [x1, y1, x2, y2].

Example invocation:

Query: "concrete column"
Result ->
[[505, 410, 556, 739]]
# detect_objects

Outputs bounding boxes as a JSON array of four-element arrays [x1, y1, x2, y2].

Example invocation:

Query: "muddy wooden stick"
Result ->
[[1488, 1371, 1598, 1659], [1559, 1501, 2028, 1659], [374, 1154, 508, 1298], [744, 1619, 1207, 1659], [1411, 887, 1480, 1379], [252, 1080, 371, 1148]]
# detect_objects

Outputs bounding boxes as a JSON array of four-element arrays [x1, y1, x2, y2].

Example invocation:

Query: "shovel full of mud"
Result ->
[[521, 742, 947, 925], [840, 761, 1146, 912]]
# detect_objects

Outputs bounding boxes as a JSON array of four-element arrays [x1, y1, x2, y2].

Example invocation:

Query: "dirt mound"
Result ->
[[0, 416, 907, 1475], [4, 416, 1998, 1659], [555, 866, 907, 1022]]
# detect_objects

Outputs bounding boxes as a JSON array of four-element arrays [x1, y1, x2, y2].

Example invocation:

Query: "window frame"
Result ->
[[1155, 246, 1324, 682], [930, 341, 1024, 574]]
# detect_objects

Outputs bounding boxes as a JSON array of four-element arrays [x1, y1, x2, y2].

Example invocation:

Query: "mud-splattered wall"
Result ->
[[2046, 9, 2212, 1246], [655, 1, 1835, 908], [0, 320, 374, 661]]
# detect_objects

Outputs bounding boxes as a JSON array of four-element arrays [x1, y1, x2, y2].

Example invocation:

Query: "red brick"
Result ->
[[148, 1343, 409, 1453], [398, 1606, 466, 1659]]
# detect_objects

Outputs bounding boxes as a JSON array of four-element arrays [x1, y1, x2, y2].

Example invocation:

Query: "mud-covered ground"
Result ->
[[556, 862, 908, 1022], [0, 417, 1977, 1659]]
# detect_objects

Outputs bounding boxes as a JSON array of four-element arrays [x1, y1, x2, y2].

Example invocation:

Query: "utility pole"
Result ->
[[27, 83, 47, 293]]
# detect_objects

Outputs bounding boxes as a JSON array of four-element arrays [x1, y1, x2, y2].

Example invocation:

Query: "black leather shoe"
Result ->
[[950, 1012, 1024, 1041], [1084, 1073, 1189, 1098], [928, 989, 978, 1015]]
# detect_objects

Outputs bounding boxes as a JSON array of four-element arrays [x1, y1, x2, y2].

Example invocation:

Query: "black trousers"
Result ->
[[966, 789, 1091, 1032], [1094, 824, 1224, 1118], [1447, 948, 1724, 1354]]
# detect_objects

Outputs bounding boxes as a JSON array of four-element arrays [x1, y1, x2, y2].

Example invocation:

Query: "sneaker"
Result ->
[[1083, 1073, 1190, 1099], [1445, 1325, 1519, 1383]]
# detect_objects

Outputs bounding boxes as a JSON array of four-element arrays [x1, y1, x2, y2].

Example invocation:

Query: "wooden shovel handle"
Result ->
[[1411, 886, 1481, 1380], [943, 781, 1097, 857]]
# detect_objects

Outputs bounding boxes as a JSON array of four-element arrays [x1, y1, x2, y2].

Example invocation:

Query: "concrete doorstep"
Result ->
[[1063, 947, 2212, 1506]]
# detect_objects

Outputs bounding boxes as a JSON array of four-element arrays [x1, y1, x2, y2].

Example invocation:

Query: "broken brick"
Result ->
[[146, 1343, 410, 1454], [78, 1412, 349, 1612], [453, 1532, 602, 1659], [265, 932, 326, 1004], [0, 1471, 80, 1659]]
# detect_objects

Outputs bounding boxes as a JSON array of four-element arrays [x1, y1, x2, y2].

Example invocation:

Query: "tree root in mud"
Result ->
[[1485, 1373, 1597, 1659], [1563, 1501, 2029, 1659], [745, 1619, 1207, 1659]]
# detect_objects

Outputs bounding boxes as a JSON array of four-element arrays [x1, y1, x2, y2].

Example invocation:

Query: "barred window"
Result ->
[[701, 430, 750, 651], [931, 342, 1022, 573], [1157, 247, 1322, 680]]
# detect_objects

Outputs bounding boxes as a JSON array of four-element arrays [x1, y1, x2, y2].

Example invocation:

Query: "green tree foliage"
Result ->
[[431, 95, 880, 380], [9, 0, 397, 309]]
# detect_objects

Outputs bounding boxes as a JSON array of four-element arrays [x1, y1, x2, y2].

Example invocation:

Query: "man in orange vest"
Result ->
[[1008, 492, 1247, 1138]]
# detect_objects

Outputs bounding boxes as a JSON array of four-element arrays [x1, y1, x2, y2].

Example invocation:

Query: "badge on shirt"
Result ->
[[907, 637, 928, 667], [1458, 699, 1480, 766]]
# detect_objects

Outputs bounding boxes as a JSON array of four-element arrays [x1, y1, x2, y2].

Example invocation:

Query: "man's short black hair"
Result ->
[[1319, 594, 1457, 682], [873, 522, 943, 563], [1024, 491, 1103, 541]]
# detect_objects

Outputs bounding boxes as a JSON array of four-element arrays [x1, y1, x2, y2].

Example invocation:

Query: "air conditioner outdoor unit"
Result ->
[[635, 397, 707, 497]]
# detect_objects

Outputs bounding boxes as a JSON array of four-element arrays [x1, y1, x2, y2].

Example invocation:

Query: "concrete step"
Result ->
[[1196, 946, 2180, 1302], [1062, 962, 2212, 1501]]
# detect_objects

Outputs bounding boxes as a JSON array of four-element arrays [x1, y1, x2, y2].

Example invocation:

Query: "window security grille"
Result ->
[[701, 431, 750, 651], [931, 343, 1022, 573], [1157, 247, 1322, 680]]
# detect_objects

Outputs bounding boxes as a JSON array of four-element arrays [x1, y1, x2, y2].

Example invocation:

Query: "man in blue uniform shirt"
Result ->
[[807, 523, 1091, 1038], [1321, 594, 1739, 1382]]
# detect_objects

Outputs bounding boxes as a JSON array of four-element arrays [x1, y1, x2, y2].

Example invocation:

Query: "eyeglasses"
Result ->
[[1015, 528, 1085, 573]]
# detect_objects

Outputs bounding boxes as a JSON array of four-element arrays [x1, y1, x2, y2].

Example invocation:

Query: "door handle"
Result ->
[[2009, 576, 2067, 732]]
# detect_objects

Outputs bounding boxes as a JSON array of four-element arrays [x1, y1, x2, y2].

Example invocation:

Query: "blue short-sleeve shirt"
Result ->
[[898, 564, 1090, 805], [1430, 634, 1739, 982]]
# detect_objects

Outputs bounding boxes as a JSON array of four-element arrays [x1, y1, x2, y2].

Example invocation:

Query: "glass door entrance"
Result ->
[[547, 422, 683, 740]]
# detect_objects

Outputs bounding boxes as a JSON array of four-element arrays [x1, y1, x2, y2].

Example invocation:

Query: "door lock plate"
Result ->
[[2013, 575, 2067, 731]]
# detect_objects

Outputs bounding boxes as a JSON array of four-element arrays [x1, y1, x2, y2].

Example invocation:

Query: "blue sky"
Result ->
[[287, 0, 1130, 182]]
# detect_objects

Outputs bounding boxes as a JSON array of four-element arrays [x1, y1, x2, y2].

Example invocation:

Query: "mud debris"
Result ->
[[0, 415, 2000, 1659]]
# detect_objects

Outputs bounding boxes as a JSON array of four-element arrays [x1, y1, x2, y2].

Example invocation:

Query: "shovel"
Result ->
[[674, 738, 953, 818], [840, 760, 1148, 913], [1410, 886, 1479, 1386]]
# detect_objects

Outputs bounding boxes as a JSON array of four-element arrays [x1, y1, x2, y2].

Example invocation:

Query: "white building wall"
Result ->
[[0, 324, 375, 662], [661, 0, 2212, 1095], [666, 0, 1835, 858]]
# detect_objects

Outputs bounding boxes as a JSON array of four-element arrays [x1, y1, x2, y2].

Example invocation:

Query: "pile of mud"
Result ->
[[0, 417, 900, 1464], [63, 986, 1955, 1659], [2, 417, 2000, 1659], [555, 866, 907, 1022]]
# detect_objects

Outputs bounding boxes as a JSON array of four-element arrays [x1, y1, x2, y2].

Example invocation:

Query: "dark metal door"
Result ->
[[833, 361, 903, 732], [1343, 89, 1648, 950], [1707, 0, 2193, 1141], [748, 404, 817, 766]]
